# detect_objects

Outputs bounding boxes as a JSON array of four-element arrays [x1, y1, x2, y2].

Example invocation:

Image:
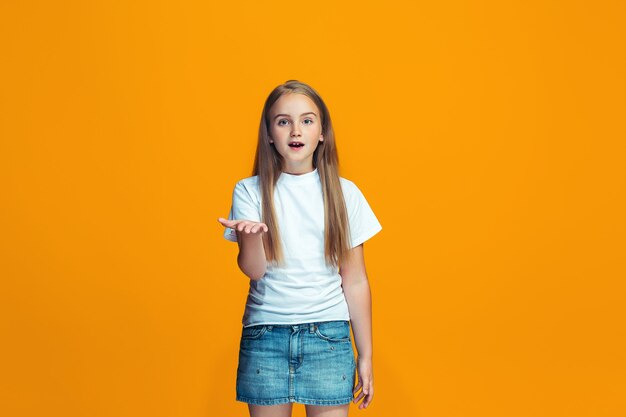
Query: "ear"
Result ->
[[319, 134, 324, 142], [269, 137, 274, 144]]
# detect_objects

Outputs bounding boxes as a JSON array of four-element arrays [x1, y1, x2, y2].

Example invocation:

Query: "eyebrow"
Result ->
[[273, 112, 317, 120]]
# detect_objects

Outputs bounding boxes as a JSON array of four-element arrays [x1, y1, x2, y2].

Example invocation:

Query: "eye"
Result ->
[[277, 119, 290, 126], [303, 118, 314, 125]]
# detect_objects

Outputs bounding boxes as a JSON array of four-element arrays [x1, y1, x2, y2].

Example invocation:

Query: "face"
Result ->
[[268, 93, 324, 174]]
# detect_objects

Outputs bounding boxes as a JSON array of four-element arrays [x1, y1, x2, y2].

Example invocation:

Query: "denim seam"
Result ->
[[293, 396, 353, 405], [236, 395, 291, 406], [236, 395, 353, 406]]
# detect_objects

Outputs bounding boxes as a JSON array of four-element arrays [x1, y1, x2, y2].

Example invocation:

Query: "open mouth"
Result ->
[[288, 142, 304, 148]]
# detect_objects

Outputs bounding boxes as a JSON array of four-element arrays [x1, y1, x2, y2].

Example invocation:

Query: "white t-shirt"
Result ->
[[223, 168, 382, 327]]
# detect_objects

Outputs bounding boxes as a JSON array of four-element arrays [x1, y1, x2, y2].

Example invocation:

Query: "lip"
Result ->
[[288, 141, 305, 151]]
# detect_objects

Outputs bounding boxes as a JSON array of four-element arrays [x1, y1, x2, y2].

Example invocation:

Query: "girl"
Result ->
[[218, 80, 381, 417]]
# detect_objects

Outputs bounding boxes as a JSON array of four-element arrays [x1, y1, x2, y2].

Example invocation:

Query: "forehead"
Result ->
[[270, 93, 320, 116]]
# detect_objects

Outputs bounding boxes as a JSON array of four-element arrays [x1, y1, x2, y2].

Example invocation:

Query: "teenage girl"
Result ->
[[218, 80, 382, 417]]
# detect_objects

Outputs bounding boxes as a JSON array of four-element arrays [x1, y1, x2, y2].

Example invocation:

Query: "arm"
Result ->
[[218, 217, 267, 281], [340, 243, 374, 409]]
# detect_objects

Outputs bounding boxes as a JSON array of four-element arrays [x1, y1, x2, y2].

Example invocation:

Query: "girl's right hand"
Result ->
[[217, 217, 268, 236]]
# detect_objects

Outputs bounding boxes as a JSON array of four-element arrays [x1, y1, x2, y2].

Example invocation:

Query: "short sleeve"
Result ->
[[223, 181, 262, 242], [343, 180, 382, 248]]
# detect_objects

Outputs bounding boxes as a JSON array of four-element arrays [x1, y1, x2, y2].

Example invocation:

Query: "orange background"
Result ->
[[1, 1, 625, 416]]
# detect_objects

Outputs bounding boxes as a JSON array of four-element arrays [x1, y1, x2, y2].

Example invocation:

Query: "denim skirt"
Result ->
[[236, 320, 356, 406]]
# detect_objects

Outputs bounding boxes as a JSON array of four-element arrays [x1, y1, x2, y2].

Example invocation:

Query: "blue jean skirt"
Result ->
[[236, 320, 356, 406]]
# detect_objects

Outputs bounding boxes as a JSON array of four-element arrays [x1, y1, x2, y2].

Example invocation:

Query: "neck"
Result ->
[[282, 161, 314, 175]]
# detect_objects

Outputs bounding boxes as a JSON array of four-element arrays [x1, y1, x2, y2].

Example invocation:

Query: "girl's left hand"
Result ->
[[353, 356, 374, 409], [217, 217, 268, 235]]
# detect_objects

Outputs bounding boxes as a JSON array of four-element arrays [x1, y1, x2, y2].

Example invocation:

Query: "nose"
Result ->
[[290, 124, 301, 137]]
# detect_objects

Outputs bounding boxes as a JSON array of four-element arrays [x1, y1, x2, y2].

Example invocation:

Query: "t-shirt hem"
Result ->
[[351, 225, 382, 248], [243, 316, 351, 328]]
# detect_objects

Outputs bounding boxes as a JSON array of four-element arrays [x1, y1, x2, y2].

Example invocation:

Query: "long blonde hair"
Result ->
[[253, 80, 350, 267]]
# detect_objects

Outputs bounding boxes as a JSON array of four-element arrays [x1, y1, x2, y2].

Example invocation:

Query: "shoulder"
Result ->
[[232, 175, 261, 201], [340, 177, 371, 209], [339, 176, 357, 191], [235, 175, 260, 189], [340, 177, 363, 198]]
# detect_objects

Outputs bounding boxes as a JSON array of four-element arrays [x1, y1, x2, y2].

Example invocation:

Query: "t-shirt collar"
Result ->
[[277, 168, 320, 185]]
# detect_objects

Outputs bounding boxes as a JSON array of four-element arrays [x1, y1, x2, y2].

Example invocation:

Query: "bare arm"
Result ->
[[218, 217, 267, 281], [340, 243, 374, 409]]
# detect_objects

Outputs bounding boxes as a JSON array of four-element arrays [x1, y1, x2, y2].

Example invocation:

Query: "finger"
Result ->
[[362, 383, 374, 408], [353, 390, 365, 404], [359, 382, 374, 409], [261, 223, 268, 232], [357, 377, 370, 408], [251, 223, 264, 234], [354, 377, 365, 404], [352, 380, 362, 396], [218, 217, 237, 227], [236, 222, 247, 232]]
